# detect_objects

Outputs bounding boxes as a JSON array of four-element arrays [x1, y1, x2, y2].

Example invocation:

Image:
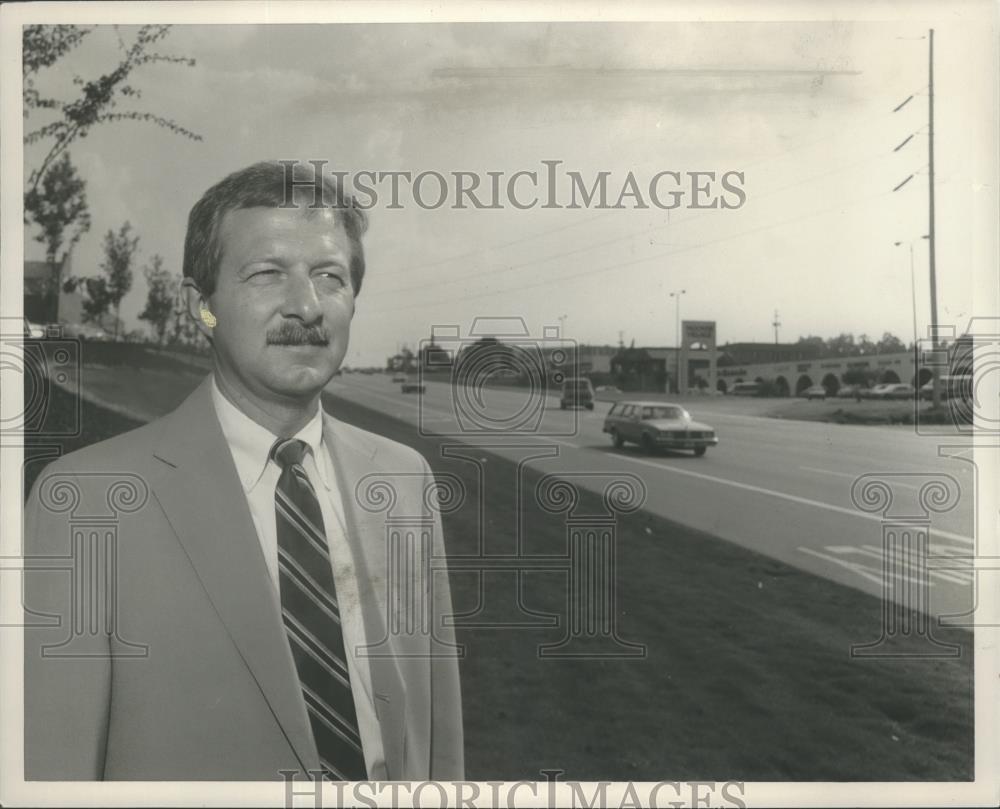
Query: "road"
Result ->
[[327, 374, 979, 619]]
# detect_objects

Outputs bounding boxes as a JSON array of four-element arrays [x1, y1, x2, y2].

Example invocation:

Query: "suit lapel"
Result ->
[[323, 412, 408, 779], [148, 376, 319, 774]]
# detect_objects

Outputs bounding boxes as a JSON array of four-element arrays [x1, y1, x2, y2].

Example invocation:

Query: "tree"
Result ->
[[137, 255, 177, 346], [180, 312, 209, 351], [23, 151, 91, 319], [796, 335, 828, 357], [825, 333, 856, 357], [169, 291, 189, 346], [857, 333, 877, 356], [80, 275, 114, 330], [23, 24, 201, 195], [420, 339, 451, 369], [80, 222, 139, 341], [877, 332, 907, 354]]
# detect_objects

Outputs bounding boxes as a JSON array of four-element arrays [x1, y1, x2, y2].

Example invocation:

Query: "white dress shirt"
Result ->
[[210, 376, 386, 779]]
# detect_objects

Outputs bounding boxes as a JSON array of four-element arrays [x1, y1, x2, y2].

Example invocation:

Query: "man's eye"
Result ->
[[249, 268, 280, 279], [316, 272, 346, 286]]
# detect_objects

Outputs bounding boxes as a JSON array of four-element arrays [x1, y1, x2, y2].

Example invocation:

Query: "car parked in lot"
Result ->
[[865, 383, 913, 400], [595, 385, 622, 394], [401, 376, 425, 394], [60, 322, 109, 341], [802, 385, 828, 400], [863, 383, 894, 400], [392, 373, 407, 383], [920, 375, 972, 401], [603, 400, 718, 456], [880, 383, 916, 400], [23, 320, 47, 339], [560, 377, 595, 410]]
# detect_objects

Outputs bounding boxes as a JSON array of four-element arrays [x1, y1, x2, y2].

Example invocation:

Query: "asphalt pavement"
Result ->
[[326, 374, 979, 619]]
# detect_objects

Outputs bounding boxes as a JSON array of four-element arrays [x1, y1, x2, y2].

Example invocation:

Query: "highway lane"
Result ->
[[327, 374, 979, 618]]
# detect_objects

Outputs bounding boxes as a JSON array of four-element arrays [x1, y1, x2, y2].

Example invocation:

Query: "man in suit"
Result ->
[[23, 161, 463, 781]]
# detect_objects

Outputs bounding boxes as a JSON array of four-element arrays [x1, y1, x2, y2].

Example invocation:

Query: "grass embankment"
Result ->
[[766, 398, 964, 426], [24, 364, 973, 780], [460, 376, 964, 427]]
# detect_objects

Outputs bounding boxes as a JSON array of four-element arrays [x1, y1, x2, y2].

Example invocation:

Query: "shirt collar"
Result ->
[[210, 374, 330, 493]]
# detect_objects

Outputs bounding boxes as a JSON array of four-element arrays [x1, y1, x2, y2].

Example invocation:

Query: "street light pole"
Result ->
[[908, 242, 918, 349], [669, 289, 686, 393], [927, 27, 942, 409], [894, 239, 922, 350], [669, 290, 686, 347]]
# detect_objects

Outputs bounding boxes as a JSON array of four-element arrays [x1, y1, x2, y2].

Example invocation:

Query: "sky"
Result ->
[[19, 14, 997, 367]]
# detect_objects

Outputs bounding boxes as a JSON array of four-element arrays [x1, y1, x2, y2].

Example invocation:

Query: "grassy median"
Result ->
[[24, 370, 973, 781]]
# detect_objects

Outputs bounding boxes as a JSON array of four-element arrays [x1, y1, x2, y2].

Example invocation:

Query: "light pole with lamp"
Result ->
[[669, 289, 686, 393], [894, 235, 929, 352]]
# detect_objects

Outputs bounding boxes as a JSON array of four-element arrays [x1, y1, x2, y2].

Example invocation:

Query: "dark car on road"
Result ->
[[560, 377, 595, 410], [603, 400, 718, 456], [401, 376, 425, 394]]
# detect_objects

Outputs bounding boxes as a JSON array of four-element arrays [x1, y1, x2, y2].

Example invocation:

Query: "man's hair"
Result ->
[[182, 161, 369, 298]]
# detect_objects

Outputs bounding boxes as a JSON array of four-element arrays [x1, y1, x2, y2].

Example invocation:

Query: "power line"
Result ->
[[371, 103, 906, 282], [367, 147, 895, 299], [363, 185, 895, 316]]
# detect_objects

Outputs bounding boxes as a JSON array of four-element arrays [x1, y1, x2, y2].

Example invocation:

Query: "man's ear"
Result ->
[[181, 278, 215, 339]]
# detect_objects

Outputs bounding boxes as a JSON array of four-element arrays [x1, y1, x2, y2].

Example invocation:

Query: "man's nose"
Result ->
[[280, 269, 322, 322]]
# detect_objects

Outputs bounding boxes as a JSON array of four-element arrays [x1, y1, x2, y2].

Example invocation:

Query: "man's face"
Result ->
[[207, 206, 355, 405]]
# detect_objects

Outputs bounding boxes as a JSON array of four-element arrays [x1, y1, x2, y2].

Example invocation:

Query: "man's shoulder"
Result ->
[[35, 375, 211, 484], [324, 414, 430, 475], [34, 418, 166, 481]]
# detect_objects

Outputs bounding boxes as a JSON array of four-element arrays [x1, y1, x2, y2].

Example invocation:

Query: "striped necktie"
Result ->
[[270, 437, 367, 780]]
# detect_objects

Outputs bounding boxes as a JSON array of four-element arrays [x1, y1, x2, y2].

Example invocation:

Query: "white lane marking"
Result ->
[[816, 545, 971, 585], [819, 546, 930, 584], [850, 546, 972, 584], [330, 382, 976, 546], [798, 466, 920, 491], [797, 547, 886, 586], [557, 446, 975, 546]]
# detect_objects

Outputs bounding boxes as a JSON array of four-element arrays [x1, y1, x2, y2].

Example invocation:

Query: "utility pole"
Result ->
[[927, 28, 942, 409], [772, 310, 781, 345], [892, 29, 942, 408]]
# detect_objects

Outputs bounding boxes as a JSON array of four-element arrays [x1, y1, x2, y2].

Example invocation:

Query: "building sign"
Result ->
[[684, 322, 716, 341], [679, 320, 717, 393]]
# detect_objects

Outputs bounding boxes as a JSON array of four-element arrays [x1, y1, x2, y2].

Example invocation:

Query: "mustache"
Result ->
[[265, 321, 331, 346]]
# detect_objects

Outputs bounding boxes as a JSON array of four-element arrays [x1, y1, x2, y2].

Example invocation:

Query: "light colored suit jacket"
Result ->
[[23, 375, 463, 780]]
